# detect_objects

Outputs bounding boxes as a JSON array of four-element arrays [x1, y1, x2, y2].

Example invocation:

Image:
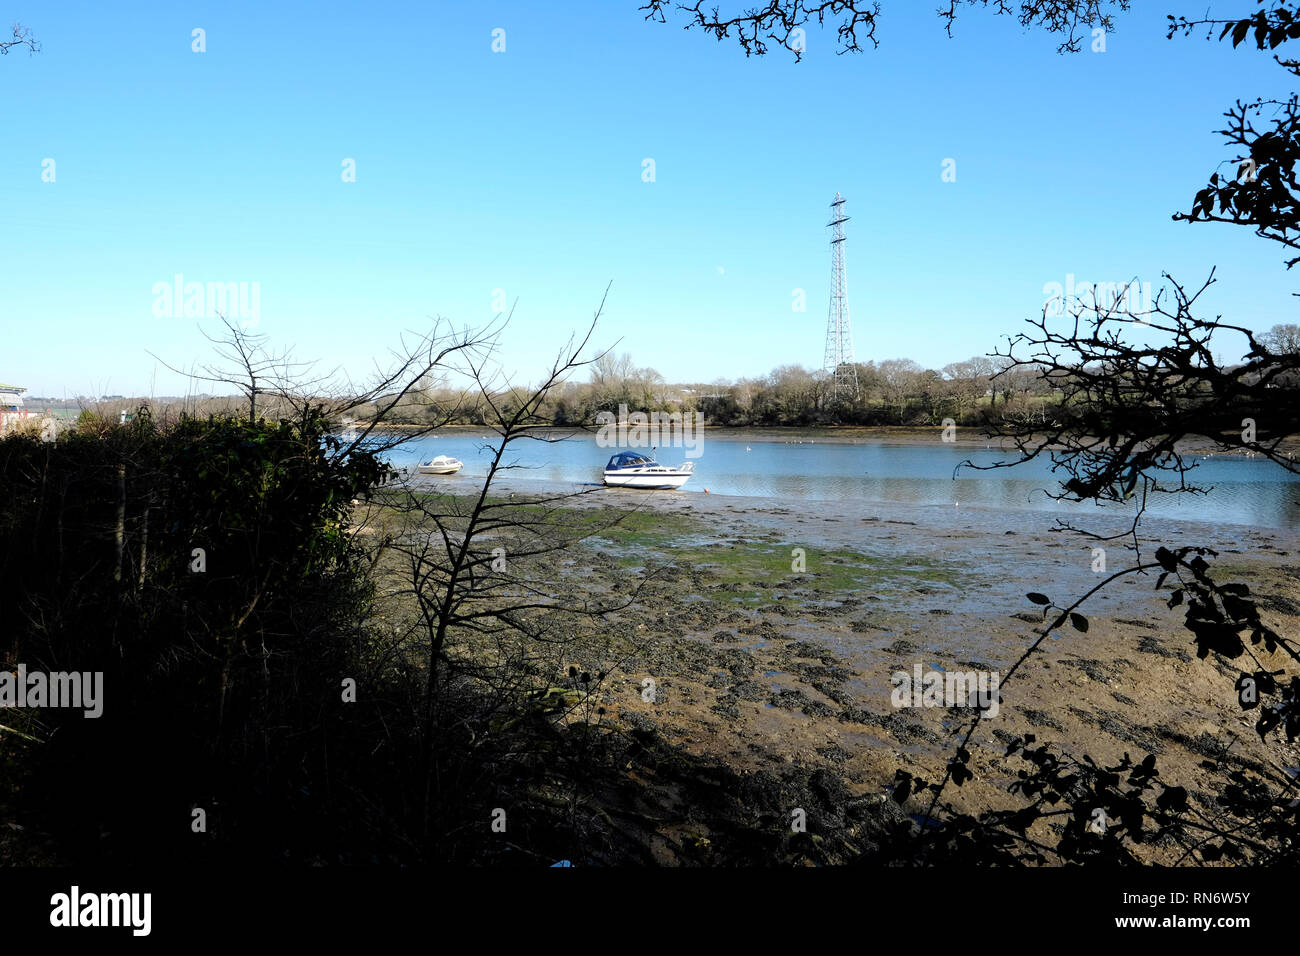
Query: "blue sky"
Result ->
[[2, 1, 1297, 397]]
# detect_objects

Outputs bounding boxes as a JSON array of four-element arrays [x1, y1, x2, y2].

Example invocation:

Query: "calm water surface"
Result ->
[[379, 432, 1300, 530]]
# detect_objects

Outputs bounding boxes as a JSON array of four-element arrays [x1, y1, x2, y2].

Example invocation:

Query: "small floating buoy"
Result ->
[[704, 488, 710, 493]]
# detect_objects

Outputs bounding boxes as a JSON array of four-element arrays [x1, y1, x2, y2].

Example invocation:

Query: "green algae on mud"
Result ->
[[591, 536, 973, 606]]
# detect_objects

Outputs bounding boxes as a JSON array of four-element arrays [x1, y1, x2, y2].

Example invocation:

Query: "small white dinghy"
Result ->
[[603, 452, 694, 489], [416, 455, 464, 475]]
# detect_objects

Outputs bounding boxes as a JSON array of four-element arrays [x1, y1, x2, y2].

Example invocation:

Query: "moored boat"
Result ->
[[416, 455, 464, 475], [603, 452, 694, 489]]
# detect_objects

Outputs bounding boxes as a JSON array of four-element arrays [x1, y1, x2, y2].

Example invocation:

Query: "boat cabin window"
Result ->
[[608, 453, 653, 468]]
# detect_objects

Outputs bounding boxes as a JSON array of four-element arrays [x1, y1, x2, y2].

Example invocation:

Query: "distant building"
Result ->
[[0, 383, 30, 432], [0, 384, 58, 439]]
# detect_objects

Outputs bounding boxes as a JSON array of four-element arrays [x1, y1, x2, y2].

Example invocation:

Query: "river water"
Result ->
[[379, 430, 1300, 530]]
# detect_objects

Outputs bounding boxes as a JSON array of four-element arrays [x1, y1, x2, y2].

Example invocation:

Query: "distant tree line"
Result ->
[[74, 323, 1298, 433], [346, 351, 1061, 429]]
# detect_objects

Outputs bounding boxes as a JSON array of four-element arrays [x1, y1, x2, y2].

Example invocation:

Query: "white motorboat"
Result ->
[[603, 451, 694, 489], [416, 455, 464, 475]]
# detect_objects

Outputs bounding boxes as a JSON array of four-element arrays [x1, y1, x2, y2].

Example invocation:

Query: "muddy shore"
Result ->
[[506, 484, 1300, 862]]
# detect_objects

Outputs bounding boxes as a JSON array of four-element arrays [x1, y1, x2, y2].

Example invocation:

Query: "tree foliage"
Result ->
[[640, 0, 1128, 58]]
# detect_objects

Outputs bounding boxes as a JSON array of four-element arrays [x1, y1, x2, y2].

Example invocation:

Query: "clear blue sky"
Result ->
[[2, 1, 1296, 397]]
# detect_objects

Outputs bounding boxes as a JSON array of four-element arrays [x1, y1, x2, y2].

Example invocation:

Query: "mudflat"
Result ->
[[524, 484, 1300, 862]]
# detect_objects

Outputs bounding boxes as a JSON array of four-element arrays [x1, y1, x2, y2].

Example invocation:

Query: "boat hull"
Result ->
[[603, 466, 693, 489]]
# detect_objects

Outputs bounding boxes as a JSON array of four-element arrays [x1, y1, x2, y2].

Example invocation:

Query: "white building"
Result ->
[[0, 383, 30, 432]]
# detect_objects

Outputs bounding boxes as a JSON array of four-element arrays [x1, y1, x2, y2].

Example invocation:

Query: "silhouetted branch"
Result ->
[[0, 23, 38, 55]]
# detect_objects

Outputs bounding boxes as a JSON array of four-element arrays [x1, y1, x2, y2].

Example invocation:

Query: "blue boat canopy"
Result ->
[[607, 452, 655, 469]]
